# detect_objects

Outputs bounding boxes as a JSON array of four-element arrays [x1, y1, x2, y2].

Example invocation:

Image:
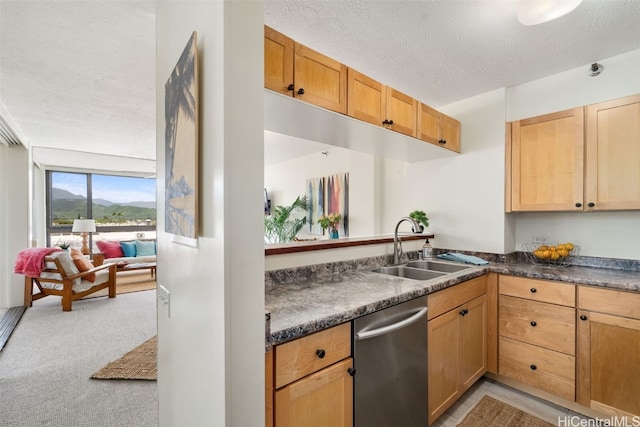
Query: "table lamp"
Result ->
[[72, 219, 96, 255]]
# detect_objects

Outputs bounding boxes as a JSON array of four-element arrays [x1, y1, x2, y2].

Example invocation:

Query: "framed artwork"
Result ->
[[306, 177, 324, 235], [326, 173, 349, 237], [165, 31, 199, 242]]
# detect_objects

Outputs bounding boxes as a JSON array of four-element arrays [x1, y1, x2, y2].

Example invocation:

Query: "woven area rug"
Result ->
[[457, 395, 554, 427], [91, 336, 157, 380]]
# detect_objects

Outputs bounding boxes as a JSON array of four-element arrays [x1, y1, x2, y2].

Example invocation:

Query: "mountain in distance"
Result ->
[[52, 187, 155, 209]]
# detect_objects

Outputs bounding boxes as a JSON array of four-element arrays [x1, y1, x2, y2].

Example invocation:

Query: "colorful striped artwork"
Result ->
[[326, 173, 349, 237], [306, 177, 324, 235]]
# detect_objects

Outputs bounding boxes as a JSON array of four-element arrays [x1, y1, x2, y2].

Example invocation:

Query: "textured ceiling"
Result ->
[[1, 0, 640, 168]]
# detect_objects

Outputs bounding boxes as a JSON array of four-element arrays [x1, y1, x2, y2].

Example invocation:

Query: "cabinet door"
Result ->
[[417, 102, 439, 145], [275, 358, 353, 427], [266, 350, 274, 427], [294, 43, 347, 114], [511, 107, 584, 211], [385, 87, 417, 137], [264, 26, 294, 96], [439, 112, 461, 153], [459, 294, 487, 391], [347, 68, 386, 127], [585, 94, 640, 210], [428, 308, 460, 424], [577, 310, 640, 418]]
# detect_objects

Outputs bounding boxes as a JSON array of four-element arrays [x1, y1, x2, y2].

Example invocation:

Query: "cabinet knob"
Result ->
[[588, 202, 595, 208], [287, 84, 294, 91], [530, 364, 537, 371], [580, 315, 587, 321], [382, 119, 389, 126], [388, 120, 394, 126], [459, 308, 468, 316], [575, 202, 582, 208], [315, 349, 326, 359], [530, 321, 537, 327], [297, 88, 305, 95], [438, 139, 446, 144], [530, 288, 537, 293], [347, 367, 356, 377]]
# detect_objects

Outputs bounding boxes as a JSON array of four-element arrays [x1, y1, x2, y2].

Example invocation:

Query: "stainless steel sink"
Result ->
[[370, 266, 446, 281], [405, 260, 472, 273]]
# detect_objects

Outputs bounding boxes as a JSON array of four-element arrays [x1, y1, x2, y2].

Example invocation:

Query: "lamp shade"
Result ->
[[516, 0, 583, 26], [72, 219, 96, 233]]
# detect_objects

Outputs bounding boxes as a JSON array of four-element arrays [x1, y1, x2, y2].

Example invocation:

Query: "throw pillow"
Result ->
[[135, 240, 156, 257], [70, 248, 96, 282], [120, 241, 137, 258], [96, 240, 124, 259]]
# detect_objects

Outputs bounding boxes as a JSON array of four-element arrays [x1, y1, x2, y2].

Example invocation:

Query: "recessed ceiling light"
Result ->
[[516, 0, 583, 26]]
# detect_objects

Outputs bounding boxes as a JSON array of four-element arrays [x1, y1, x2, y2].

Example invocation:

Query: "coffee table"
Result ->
[[117, 262, 156, 278]]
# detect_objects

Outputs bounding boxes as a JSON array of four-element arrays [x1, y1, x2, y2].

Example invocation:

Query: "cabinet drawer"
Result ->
[[428, 275, 487, 320], [499, 295, 575, 355], [275, 322, 351, 388], [499, 337, 575, 402], [578, 286, 640, 320], [500, 275, 575, 307]]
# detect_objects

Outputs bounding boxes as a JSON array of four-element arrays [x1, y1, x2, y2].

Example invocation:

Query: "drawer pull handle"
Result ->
[[580, 315, 587, 321], [530, 321, 537, 327], [347, 367, 356, 377], [530, 288, 537, 293], [530, 364, 537, 371], [316, 349, 326, 359], [459, 308, 469, 316]]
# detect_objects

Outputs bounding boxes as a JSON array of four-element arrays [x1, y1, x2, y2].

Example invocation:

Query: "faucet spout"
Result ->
[[393, 217, 423, 264]]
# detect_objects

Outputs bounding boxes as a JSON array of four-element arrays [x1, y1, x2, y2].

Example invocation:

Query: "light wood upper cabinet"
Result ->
[[509, 107, 585, 211], [294, 43, 347, 114], [347, 67, 387, 127], [417, 103, 461, 153], [577, 286, 640, 419], [264, 26, 347, 114], [264, 26, 294, 96], [585, 94, 640, 210], [385, 87, 417, 137]]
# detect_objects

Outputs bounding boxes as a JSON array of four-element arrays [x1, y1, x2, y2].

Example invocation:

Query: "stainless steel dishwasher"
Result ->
[[353, 296, 428, 427]]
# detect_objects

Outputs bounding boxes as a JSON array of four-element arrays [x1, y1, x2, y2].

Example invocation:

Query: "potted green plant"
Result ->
[[409, 210, 429, 232], [264, 195, 308, 244], [318, 213, 342, 239], [56, 239, 72, 251]]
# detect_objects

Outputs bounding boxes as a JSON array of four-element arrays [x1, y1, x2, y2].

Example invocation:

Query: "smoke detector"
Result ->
[[589, 62, 603, 77]]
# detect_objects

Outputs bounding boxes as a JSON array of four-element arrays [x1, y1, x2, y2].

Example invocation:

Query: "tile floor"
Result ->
[[432, 377, 593, 426]]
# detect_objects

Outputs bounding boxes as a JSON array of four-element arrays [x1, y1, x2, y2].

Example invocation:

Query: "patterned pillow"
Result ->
[[70, 248, 96, 282], [96, 240, 124, 259]]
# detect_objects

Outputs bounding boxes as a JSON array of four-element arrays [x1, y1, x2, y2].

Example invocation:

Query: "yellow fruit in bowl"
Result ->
[[537, 245, 549, 251], [541, 250, 551, 259], [565, 242, 574, 251], [550, 251, 561, 260], [533, 250, 544, 259], [558, 249, 569, 257], [557, 244, 566, 251]]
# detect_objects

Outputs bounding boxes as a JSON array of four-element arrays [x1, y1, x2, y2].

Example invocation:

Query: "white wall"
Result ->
[[156, 2, 264, 426], [507, 49, 640, 260], [406, 88, 508, 254], [0, 144, 30, 308]]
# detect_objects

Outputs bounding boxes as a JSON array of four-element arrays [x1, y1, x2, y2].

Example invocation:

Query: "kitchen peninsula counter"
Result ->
[[265, 259, 640, 349]]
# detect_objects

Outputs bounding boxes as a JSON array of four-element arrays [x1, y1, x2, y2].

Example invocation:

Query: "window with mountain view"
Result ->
[[47, 171, 156, 249]]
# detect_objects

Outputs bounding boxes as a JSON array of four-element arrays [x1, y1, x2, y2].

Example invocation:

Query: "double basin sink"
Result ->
[[370, 260, 472, 281]]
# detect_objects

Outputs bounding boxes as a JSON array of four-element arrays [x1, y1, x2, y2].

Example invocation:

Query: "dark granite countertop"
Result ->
[[265, 259, 640, 349]]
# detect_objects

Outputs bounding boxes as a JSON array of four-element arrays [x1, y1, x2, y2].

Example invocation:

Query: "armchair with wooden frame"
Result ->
[[24, 250, 117, 312]]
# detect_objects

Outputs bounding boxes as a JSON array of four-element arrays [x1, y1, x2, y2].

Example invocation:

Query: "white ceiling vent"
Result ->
[[0, 112, 26, 148]]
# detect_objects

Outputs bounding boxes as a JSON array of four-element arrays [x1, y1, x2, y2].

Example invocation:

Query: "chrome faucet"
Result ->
[[393, 217, 423, 264]]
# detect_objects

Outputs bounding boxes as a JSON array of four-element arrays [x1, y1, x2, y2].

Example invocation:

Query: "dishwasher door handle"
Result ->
[[356, 307, 428, 341]]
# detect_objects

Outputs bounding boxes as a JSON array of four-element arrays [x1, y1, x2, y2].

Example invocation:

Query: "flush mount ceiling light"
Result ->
[[516, 0, 583, 26]]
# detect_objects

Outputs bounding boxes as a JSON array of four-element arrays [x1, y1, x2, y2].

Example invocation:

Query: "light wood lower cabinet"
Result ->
[[498, 276, 576, 401], [577, 286, 640, 418], [271, 322, 353, 427], [428, 275, 488, 425]]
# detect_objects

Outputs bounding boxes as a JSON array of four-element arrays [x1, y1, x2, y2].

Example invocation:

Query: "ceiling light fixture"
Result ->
[[516, 0, 583, 26], [588, 62, 603, 77]]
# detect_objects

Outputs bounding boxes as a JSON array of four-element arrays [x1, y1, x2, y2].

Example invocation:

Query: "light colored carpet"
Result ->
[[457, 395, 555, 427], [91, 335, 157, 380], [0, 290, 157, 427]]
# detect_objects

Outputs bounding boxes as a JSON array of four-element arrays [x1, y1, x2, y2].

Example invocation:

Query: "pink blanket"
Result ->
[[14, 247, 62, 277]]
